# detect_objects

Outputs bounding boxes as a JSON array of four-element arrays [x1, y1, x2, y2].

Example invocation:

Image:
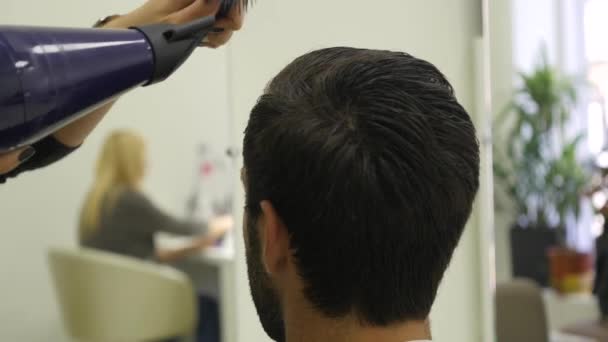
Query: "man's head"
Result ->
[[242, 47, 480, 341]]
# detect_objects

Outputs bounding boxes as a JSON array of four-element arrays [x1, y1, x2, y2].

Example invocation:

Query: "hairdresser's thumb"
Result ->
[[0, 146, 35, 175]]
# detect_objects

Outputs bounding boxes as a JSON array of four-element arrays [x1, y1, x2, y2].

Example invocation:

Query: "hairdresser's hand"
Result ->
[[108, 0, 245, 48], [0, 147, 34, 175], [46, 1, 246, 172]]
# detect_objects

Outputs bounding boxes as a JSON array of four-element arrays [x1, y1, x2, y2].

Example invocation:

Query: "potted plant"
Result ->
[[494, 51, 592, 291]]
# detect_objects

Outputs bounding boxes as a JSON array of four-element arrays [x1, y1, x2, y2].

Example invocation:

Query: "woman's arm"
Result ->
[[120, 191, 206, 236], [51, 0, 245, 148], [116, 190, 233, 262], [0, 0, 246, 180]]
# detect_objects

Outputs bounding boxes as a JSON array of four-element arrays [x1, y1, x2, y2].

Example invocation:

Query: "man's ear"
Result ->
[[259, 200, 290, 275]]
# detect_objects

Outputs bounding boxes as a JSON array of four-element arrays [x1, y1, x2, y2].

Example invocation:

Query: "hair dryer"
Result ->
[[0, 16, 217, 153]]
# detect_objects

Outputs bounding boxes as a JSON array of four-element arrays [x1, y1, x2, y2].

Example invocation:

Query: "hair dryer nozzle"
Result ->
[[133, 16, 216, 85]]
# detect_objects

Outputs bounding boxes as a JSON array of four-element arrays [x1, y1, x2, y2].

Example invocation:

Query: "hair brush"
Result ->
[[217, 0, 253, 18]]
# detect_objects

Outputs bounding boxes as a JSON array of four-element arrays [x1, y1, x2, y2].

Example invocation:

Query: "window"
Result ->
[[585, 0, 608, 157]]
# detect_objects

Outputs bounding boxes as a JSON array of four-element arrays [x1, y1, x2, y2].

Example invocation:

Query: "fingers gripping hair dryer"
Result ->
[[0, 16, 217, 153]]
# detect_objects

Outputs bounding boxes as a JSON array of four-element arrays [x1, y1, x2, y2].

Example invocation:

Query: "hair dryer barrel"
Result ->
[[0, 17, 215, 153], [0, 27, 154, 151]]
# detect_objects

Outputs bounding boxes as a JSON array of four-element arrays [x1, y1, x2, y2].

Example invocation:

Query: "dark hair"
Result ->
[[218, 0, 253, 17], [243, 47, 480, 325]]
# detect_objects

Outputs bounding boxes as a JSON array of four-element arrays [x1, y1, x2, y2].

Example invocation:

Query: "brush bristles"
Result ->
[[218, 0, 254, 17]]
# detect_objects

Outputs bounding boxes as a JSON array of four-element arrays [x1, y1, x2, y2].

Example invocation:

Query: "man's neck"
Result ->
[[284, 301, 431, 342]]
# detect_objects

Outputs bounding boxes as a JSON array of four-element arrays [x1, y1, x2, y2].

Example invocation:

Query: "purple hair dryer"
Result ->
[[0, 16, 216, 152]]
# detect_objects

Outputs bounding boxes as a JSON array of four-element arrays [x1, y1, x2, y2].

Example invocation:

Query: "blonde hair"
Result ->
[[80, 130, 146, 239]]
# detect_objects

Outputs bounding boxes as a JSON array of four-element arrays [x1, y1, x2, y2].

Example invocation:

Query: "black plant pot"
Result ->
[[510, 225, 559, 287]]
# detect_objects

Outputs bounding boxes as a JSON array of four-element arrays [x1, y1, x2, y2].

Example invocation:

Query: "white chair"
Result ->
[[48, 247, 197, 342]]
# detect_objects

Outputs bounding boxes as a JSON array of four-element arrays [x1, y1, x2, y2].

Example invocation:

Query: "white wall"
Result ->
[[0, 1, 231, 340], [226, 1, 490, 341], [490, 0, 516, 285], [512, 0, 560, 71]]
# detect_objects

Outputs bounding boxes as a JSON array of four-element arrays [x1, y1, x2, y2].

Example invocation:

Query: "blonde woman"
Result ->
[[79, 130, 232, 264]]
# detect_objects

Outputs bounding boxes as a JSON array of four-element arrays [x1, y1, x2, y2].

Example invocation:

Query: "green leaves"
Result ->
[[493, 49, 589, 242]]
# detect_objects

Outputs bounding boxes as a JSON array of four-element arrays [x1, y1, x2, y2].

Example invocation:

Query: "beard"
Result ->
[[244, 211, 286, 342]]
